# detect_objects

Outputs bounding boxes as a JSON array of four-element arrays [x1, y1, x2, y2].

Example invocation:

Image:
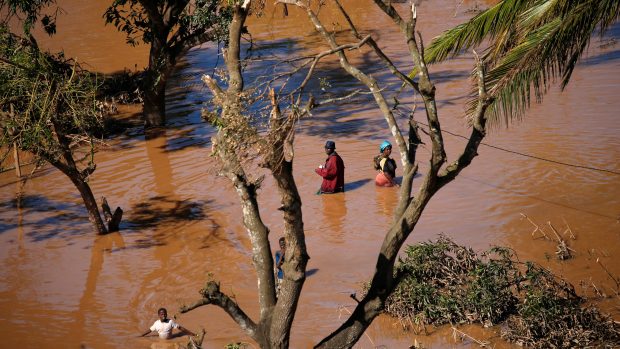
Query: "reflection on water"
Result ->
[[145, 130, 176, 197], [0, 0, 619, 348], [375, 186, 399, 220], [320, 194, 348, 244]]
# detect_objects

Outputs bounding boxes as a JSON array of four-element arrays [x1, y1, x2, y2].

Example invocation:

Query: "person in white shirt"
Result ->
[[141, 308, 196, 339]]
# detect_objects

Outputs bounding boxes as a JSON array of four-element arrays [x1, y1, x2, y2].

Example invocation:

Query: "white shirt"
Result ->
[[150, 319, 179, 339]]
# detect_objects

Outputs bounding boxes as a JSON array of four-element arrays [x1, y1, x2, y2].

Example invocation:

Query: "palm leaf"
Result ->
[[422, 0, 538, 65], [454, 0, 620, 129]]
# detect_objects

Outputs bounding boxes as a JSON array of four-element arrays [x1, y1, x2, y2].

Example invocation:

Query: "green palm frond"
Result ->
[[444, 0, 620, 129], [423, 0, 537, 65]]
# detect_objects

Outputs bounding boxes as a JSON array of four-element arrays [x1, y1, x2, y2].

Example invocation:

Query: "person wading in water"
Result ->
[[140, 308, 196, 339], [315, 140, 345, 194], [373, 140, 399, 187]]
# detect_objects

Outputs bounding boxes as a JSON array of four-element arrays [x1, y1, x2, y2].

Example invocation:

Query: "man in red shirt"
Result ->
[[315, 140, 345, 193]]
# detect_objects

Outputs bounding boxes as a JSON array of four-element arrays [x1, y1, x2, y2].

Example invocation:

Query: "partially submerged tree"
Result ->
[[179, 0, 615, 347], [104, 0, 233, 129], [179, 2, 307, 346], [0, 26, 122, 234]]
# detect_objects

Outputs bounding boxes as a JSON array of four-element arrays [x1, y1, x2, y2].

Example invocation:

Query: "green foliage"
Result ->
[[224, 343, 248, 349], [387, 236, 518, 326], [421, 0, 620, 128], [0, 25, 104, 165], [376, 235, 620, 347], [0, 0, 58, 35], [103, 0, 232, 47]]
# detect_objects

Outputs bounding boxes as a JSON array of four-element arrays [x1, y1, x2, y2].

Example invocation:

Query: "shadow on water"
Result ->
[[0, 194, 88, 241], [123, 196, 226, 250], [344, 178, 372, 192], [0, 221, 14, 234], [582, 47, 620, 66], [123, 196, 210, 229], [99, 22, 620, 157], [144, 30, 479, 146], [0, 167, 55, 191], [306, 268, 319, 277], [121, 192, 230, 249]]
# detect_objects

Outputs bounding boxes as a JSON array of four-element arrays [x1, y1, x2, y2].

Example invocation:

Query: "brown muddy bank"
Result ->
[[1, 0, 619, 348]]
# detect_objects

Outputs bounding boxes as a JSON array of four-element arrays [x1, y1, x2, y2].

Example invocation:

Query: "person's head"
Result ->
[[380, 140, 392, 156], [279, 237, 286, 251], [157, 308, 168, 321], [324, 140, 336, 155]]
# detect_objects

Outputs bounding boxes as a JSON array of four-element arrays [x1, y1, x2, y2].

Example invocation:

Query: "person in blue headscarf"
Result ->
[[373, 140, 398, 187]]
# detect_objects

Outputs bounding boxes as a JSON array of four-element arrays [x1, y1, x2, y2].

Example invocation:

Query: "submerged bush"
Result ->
[[503, 265, 619, 348], [372, 235, 620, 347]]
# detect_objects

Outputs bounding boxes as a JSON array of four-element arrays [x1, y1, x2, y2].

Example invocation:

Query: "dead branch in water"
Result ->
[[451, 326, 491, 347], [597, 258, 620, 291], [521, 214, 578, 260], [548, 221, 575, 260], [520, 213, 550, 239]]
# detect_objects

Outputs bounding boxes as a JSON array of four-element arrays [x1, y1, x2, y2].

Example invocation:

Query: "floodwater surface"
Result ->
[[1, 1, 619, 348]]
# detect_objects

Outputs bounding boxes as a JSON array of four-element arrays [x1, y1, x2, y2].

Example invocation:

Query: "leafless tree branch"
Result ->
[[180, 281, 258, 338]]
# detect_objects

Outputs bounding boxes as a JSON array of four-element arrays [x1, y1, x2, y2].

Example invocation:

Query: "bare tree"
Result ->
[[180, 2, 307, 346], [284, 1, 493, 347], [180, 0, 493, 347]]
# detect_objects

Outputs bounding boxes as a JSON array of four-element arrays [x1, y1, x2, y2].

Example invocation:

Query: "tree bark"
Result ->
[[13, 143, 21, 178], [143, 31, 172, 129], [264, 91, 309, 348], [200, 3, 280, 346], [72, 175, 109, 235], [192, 3, 311, 347], [48, 156, 108, 235], [138, 0, 218, 129], [143, 74, 167, 128], [48, 121, 112, 235], [308, 2, 491, 347]]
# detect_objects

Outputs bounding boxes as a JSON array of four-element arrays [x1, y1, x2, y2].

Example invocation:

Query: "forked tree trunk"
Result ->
[[70, 175, 109, 235], [48, 123, 121, 235], [54, 164, 123, 235], [50, 159, 109, 235]]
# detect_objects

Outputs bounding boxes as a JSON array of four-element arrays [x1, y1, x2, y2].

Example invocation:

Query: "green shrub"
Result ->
[[372, 235, 620, 347]]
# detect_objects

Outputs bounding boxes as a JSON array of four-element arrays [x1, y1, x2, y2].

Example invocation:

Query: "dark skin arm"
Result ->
[[379, 147, 399, 187], [383, 170, 399, 187], [178, 325, 196, 337]]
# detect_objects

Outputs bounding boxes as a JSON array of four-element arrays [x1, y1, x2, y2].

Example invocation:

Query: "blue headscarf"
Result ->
[[380, 140, 392, 152]]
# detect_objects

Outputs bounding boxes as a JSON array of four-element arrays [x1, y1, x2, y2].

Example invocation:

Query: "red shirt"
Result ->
[[315, 152, 345, 193]]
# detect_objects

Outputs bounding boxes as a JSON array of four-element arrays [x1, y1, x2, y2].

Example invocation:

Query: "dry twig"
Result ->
[[520, 213, 550, 239], [597, 258, 620, 290], [451, 326, 491, 347]]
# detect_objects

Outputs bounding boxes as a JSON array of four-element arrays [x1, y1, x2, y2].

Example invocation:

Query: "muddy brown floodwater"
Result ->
[[1, 1, 619, 348]]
